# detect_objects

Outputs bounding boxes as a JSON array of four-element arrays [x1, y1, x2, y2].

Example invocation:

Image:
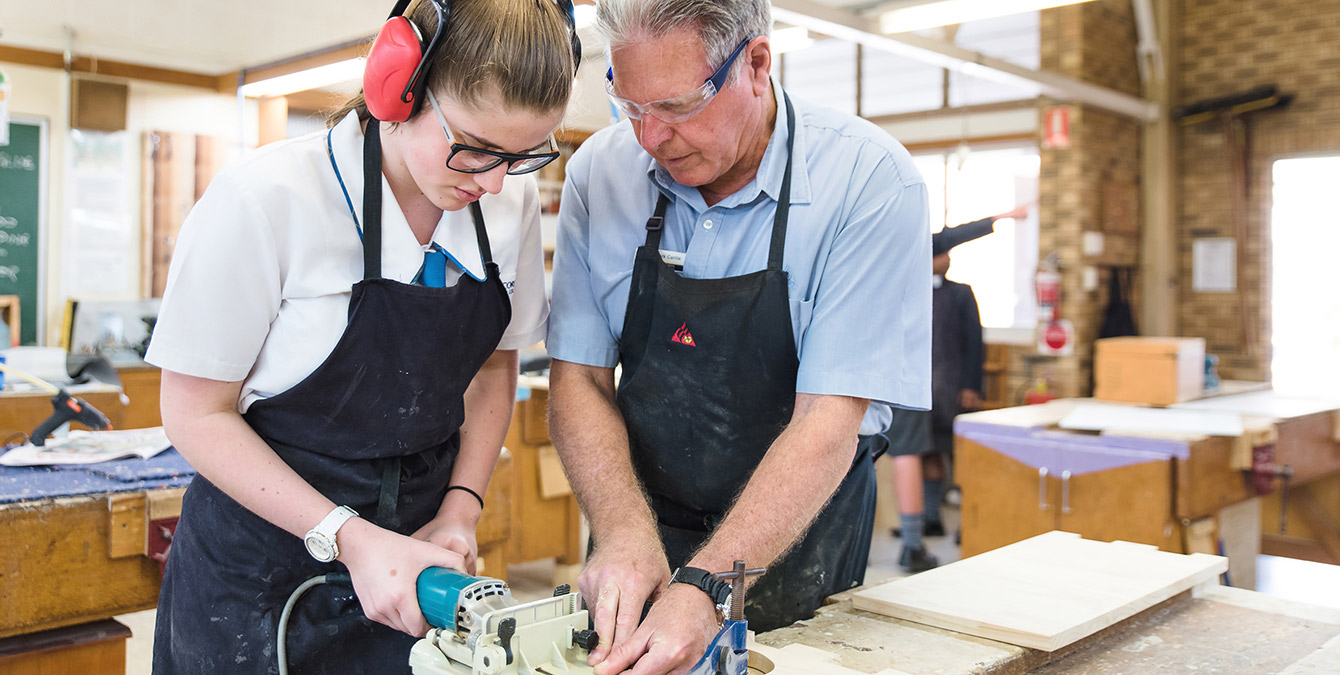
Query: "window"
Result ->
[[913, 144, 1040, 332], [782, 38, 858, 116]]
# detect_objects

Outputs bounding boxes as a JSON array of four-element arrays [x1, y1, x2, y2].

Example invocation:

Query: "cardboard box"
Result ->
[[1095, 337, 1206, 405]]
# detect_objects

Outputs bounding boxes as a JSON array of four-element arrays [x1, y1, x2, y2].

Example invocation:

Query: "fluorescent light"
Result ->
[[772, 26, 815, 54], [879, 0, 1097, 34], [241, 58, 366, 98]]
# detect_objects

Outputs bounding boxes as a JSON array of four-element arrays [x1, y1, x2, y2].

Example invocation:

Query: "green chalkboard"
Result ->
[[0, 119, 45, 345]]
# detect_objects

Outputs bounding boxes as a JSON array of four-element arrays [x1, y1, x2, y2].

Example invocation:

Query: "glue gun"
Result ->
[[32, 389, 112, 446]]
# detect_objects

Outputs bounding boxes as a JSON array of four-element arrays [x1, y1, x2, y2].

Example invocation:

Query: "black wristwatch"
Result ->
[[670, 566, 733, 606]]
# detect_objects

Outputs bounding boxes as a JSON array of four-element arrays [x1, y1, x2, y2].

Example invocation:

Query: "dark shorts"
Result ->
[[881, 408, 935, 457]]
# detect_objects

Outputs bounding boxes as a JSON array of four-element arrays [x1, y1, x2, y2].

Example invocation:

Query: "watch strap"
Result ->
[[316, 505, 358, 533], [670, 566, 732, 606]]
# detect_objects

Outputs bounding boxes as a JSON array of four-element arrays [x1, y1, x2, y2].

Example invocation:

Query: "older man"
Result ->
[[546, 1, 930, 672]]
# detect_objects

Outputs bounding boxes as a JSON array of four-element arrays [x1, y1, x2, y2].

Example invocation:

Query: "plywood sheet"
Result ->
[[746, 642, 910, 675], [1060, 403, 1244, 438], [852, 531, 1227, 651]]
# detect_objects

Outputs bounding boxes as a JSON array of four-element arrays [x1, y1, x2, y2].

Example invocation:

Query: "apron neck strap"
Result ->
[[471, 202, 495, 267], [362, 119, 384, 281], [642, 92, 797, 272], [361, 118, 496, 280], [644, 194, 670, 249], [768, 93, 796, 272]]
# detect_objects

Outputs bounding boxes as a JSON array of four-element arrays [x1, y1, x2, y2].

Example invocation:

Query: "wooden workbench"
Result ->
[[503, 375, 584, 572], [954, 389, 1340, 580], [755, 582, 1340, 673]]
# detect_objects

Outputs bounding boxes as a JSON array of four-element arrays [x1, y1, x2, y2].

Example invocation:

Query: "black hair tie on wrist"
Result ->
[[446, 485, 485, 510]]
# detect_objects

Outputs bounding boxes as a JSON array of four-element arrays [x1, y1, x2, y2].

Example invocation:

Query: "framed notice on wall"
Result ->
[[0, 117, 47, 345]]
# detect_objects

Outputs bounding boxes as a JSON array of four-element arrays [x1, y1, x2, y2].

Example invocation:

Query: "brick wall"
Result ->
[[1021, 0, 1144, 399], [1175, 0, 1340, 381]]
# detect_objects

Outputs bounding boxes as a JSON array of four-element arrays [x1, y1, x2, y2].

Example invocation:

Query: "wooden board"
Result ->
[[851, 531, 1227, 651], [746, 642, 909, 675]]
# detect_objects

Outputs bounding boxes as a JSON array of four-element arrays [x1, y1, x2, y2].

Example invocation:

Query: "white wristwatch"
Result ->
[[304, 505, 358, 563]]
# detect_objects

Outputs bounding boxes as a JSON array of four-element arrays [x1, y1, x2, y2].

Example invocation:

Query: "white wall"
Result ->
[[0, 61, 257, 345]]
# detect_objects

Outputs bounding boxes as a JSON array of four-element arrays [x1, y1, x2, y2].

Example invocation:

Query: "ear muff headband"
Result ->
[[364, 0, 449, 122], [363, 0, 581, 122], [556, 0, 583, 72]]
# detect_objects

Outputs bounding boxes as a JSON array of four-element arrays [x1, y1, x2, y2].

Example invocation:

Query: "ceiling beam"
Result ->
[[772, 0, 1158, 122], [0, 45, 220, 90]]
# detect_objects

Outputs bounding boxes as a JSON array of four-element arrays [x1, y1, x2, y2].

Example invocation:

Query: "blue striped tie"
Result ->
[[421, 244, 448, 288]]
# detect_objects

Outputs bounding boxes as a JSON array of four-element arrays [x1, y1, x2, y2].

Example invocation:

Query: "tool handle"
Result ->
[[1037, 467, 1049, 511], [30, 413, 65, 447], [1060, 470, 1072, 515]]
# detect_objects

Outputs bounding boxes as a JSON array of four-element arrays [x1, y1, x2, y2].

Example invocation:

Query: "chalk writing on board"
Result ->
[[0, 232, 29, 246], [0, 152, 36, 171], [0, 266, 17, 283], [0, 216, 16, 228]]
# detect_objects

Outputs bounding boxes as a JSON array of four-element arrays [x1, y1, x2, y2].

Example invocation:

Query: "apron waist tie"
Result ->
[[650, 442, 874, 534], [650, 494, 721, 533], [377, 456, 402, 530]]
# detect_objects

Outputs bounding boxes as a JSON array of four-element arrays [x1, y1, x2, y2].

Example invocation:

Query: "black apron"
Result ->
[[614, 95, 875, 633], [153, 120, 512, 675]]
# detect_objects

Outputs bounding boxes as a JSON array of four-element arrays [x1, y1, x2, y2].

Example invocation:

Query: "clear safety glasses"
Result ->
[[426, 90, 560, 176], [605, 37, 754, 124]]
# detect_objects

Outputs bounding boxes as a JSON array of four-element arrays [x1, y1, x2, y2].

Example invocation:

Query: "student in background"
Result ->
[[922, 206, 1027, 533]]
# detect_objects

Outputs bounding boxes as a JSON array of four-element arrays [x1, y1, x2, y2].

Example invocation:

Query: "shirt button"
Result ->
[[703, 220, 714, 229]]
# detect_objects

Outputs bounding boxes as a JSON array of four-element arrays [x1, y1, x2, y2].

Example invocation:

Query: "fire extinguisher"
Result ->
[[1035, 252, 1074, 356], [1035, 252, 1062, 323]]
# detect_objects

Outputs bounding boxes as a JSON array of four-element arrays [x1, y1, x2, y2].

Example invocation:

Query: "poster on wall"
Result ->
[[65, 129, 133, 297], [1192, 237, 1236, 292]]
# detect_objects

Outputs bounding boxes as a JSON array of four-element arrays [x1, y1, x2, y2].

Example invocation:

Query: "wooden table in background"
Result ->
[[502, 376, 583, 576], [0, 383, 125, 441], [955, 389, 1340, 583], [115, 364, 163, 430]]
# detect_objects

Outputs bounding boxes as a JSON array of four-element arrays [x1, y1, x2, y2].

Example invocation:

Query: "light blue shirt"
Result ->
[[548, 85, 931, 434]]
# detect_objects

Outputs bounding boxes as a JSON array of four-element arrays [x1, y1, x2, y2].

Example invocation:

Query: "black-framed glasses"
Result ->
[[426, 90, 560, 175], [605, 37, 755, 124]]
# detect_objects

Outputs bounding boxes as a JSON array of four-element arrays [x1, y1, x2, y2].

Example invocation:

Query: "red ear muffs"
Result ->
[[364, 16, 425, 122]]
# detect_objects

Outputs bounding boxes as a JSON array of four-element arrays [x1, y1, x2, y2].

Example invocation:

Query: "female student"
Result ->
[[145, 1, 579, 672]]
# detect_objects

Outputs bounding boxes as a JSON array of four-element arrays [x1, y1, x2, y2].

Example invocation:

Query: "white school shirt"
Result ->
[[146, 111, 549, 413]]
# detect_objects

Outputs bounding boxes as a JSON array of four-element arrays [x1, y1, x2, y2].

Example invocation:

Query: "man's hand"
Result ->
[[594, 582, 720, 675], [959, 389, 983, 412], [581, 536, 672, 667]]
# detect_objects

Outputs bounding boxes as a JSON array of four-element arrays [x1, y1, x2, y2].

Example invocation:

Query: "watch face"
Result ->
[[305, 533, 335, 562]]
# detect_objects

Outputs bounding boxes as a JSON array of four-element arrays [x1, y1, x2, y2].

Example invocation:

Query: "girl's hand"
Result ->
[[412, 516, 479, 576], [337, 518, 466, 637]]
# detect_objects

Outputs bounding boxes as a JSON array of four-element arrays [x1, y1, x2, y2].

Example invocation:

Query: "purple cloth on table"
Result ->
[[0, 447, 196, 505]]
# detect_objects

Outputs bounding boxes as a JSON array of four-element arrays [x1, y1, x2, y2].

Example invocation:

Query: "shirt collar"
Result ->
[[933, 275, 945, 289], [647, 81, 812, 211], [328, 111, 487, 283]]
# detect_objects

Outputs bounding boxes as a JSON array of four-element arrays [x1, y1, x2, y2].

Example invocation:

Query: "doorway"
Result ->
[[1270, 156, 1340, 397]]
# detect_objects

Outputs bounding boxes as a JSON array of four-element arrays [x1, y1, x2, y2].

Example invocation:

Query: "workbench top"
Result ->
[[0, 447, 194, 506], [756, 583, 1340, 674]]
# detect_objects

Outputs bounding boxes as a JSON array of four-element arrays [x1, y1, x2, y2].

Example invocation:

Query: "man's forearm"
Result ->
[[689, 393, 867, 574], [549, 360, 662, 545]]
